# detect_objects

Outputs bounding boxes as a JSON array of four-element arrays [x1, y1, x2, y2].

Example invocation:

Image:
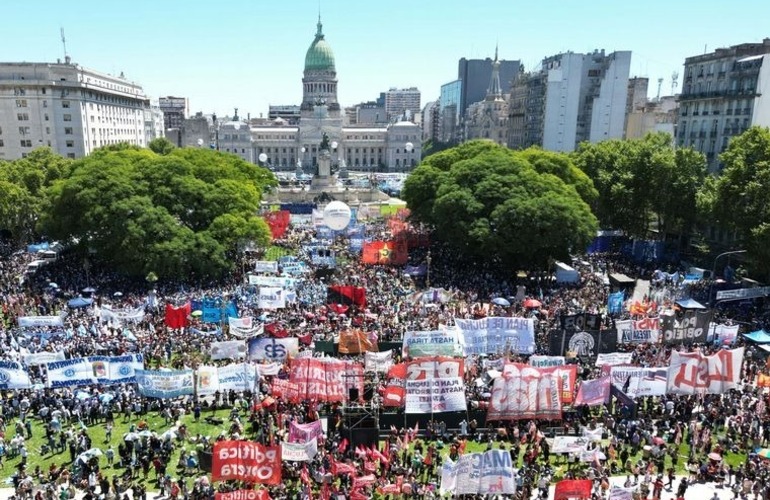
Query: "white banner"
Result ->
[[250, 276, 296, 289], [529, 356, 565, 368], [254, 261, 278, 273], [210, 340, 248, 360], [667, 347, 744, 395], [454, 317, 535, 355], [99, 306, 145, 324], [196, 365, 219, 396], [281, 438, 318, 462], [0, 360, 32, 389], [258, 362, 281, 376], [405, 377, 467, 414], [87, 354, 144, 385], [616, 318, 660, 343], [609, 486, 635, 500], [197, 363, 258, 395], [614, 367, 668, 398], [709, 324, 740, 344], [440, 450, 516, 495], [595, 352, 633, 366], [402, 330, 463, 357], [582, 427, 604, 442], [23, 350, 66, 366], [364, 351, 393, 373], [258, 287, 286, 309], [135, 369, 194, 398], [46, 358, 94, 388], [248, 338, 299, 360], [18, 315, 64, 327], [550, 436, 590, 454]]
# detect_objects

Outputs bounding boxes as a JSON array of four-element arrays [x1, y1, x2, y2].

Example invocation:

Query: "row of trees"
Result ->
[[0, 139, 276, 280], [405, 128, 770, 275]]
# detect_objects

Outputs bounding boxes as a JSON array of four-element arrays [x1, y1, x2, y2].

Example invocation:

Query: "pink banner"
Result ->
[[289, 358, 364, 402], [574, 376, 611, 406], [288, 420, 323, 444]]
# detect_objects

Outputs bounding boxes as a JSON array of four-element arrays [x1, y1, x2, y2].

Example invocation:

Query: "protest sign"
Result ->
[[212, 441, 281, 484]]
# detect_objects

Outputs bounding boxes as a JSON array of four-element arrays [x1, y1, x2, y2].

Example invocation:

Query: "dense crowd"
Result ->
[[0, 217, 769, 500]]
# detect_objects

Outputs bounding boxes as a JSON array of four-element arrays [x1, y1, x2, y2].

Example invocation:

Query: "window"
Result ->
[[15, 88, 26, 96], [16, 99, 27, 107], [0, 140, 3, 147], [20, 139, 32, 147], [62, 101, 70, 108], [18, 127, 30, 135], [67, 153, 75, 159], [45, 127, 50, 134], [17, 113, 29, 121], [66, 140, 74, 147], [63, 114, 72, 122], [64, 127, 73, 135], [41, 88, 46, 94], [44, 114, 49, 121]]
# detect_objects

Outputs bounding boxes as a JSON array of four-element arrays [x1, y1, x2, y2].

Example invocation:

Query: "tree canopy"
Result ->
[[41, 146, 276, 280], [402, 140, 598, 269]]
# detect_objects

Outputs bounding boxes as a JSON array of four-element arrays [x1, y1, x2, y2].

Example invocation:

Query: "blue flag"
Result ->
[[608, 291, 624, 315]]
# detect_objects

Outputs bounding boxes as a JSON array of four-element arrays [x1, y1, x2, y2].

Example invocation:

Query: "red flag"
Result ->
[[164, 302, 190, 329], [300, 464, 311, 486], [337, 438, 348, 454], [554, 479, 593, 500]]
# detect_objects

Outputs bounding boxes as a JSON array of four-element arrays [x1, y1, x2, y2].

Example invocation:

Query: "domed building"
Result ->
[[219, 17, 421, 172]]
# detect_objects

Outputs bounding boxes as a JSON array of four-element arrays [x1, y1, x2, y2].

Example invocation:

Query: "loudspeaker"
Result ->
[[197, 450, 212, 472], [348, 388, 359, 401], [348, 427, 379, 450]]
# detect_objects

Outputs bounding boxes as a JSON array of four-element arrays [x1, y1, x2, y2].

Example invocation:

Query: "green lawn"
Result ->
[[263, 245, 294, 261]]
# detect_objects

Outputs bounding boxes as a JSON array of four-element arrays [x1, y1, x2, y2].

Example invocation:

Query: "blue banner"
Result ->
[[348, 225, 365, 252], [135, 369, 194, 399], [202, 299, 238, 324], [608, 291, 624, 315]]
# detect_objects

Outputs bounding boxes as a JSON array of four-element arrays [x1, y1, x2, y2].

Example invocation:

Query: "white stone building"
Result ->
[[0, 60, 160, 160]]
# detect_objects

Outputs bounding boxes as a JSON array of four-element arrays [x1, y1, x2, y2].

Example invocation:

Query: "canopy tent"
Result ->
[[675, 298, 707, 310], [744, 330, 770, 344], [68, 297, 94, 309]]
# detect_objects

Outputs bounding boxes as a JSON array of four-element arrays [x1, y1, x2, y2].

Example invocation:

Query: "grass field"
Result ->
[[263, 245, 294, 262]]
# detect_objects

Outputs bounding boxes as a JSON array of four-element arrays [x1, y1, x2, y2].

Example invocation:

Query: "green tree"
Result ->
[[402, 140, 598, 269], [41, 147, 276, 279], [148, 137, 177, 155]]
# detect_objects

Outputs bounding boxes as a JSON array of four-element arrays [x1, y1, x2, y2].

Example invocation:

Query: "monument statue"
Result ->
[[320, 132, 330, 151]]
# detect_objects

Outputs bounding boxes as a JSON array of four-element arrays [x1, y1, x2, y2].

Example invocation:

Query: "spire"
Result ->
[[316, 14, 324, 38], [487, 45, 502, 100]]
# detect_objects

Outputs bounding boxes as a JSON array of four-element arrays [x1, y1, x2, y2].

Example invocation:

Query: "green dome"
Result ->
[[304, 20, 335, 72]]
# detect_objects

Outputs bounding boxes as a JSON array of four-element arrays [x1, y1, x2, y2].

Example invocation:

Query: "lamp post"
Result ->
[[710, 249, 746, 306], [405, 142, 414, 172], [258, 152, 268, 169], [426, 250, 432, 288]]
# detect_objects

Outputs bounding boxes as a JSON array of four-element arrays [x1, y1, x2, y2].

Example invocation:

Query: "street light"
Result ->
[[710, 249, 746, 306], [426, 249, 432, 288], [405, 142, 414, 172], [258, 152, 268, 168]]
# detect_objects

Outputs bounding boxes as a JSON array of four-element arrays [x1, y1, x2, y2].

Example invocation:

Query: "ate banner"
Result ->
[[573, 376, 611, 406], [289, 358, 364, 402], [661, 310, 713, 345], [212, 441, 281, 484], [361, 240, 408, 265], [488, 363, 562, 421], [404, 356, 466, 414], [555, 480, 593, 500], [548, 329, 617, 358], [666, 347, 744, 394]]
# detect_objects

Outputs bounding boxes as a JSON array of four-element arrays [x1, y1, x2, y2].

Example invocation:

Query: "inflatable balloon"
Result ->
[[322, 201, 352, 230]]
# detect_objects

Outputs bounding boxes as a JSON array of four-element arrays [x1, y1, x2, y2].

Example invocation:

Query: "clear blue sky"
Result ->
[[2, 0, 769, 118]]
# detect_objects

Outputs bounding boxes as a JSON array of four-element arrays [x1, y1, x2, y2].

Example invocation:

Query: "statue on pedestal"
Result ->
[[319, 132, 330, 151]]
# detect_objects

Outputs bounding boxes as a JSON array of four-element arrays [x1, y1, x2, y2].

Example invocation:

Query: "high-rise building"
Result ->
[[677, 38, 770, 171], [465, 47, 509, 146], [384, 87, 421, 122], [421, 100, 440, 142], [0, 60, 158, 160], [507, 50, 631, 152], [439, 80, 462, 143], [158, 96, 188, 130], [458, 56, 520, 118]]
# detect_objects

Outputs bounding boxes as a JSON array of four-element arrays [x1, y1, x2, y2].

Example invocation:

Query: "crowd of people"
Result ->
[[0, 213, 768, 500]]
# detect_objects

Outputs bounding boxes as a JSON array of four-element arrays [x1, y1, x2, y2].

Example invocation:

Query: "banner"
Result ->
[[215, 490, 270, 500], [288, 421, 323, 443], [338, 329, 377, 354], [18, 315, 64, 327], [263, 210, 290, 240], [455, 317, 536, 355], [402, 330, 463, 357], [348, 225, 366, 252], [255, 261, 279, 273], [574, 376, 611, 406], [258, 287, 286, 310], [550, 436, 590, 455], [361, 240, 408, 265], [554, 480, 592, 500], [539, 365, 578, 404], [625, 368, 668, 398], [228, 317, 263, 338], [382, 363, 407, 407], [709, 323, 740, 345], [289, 358, 364, 403], [667, 348, 744, 394], [608, 486, 635, 500], [250, 276, 296, 289], [548, 328, 617, 358], [202, 299, 238, 324], [405, 373, 467, 414], [595, 352, 633, 366], [271, 378, 300, 402], [661, 310, 713, 345], [135, 369, 194, 398], [216, 363, 259, 393], [87, 354, 144, 385], [248, 338, 299, 361], [616, 317, 660, 343], [211, 340, 248, 360], [327, 285, 366, 307], [165, 303, 191, 329], [607, 291, 624, 315], [560, 313, 602, 332], [529, 356, 565, 368], [281, 439, 318, 462], [212, 441, 281, 484], [46, 358, 94, 388], [440, 450, 516, 495], [364, 351, 393, 373], [23, 350, 65, 365], [489, 364, 562, 420], [0, 360, 32, 389], [100, 306, 145, 324]]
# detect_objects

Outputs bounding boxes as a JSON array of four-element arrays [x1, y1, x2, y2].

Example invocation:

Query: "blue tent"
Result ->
[[675, 298, 707, 310], [743, 330, 770, 344], [68, 297, 94, 309]]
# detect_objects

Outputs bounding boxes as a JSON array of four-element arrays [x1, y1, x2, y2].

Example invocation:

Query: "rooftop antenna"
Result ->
[[60, 28, 71, 64], [671, 71, 679, 95], [656, 77, 663, 102]]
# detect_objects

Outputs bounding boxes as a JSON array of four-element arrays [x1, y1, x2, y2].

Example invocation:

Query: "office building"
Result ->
[[158, 96, 188, 130], [439, 79, 462, 143], [458, 56, 520, 118], [0, 60, 158, 160], [384, 87, 421, 122], [677, 38, 770, 171], [421, 100, 440, 142]]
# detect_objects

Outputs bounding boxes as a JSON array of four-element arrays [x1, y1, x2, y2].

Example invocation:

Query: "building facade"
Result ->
[[507, 50, 631, 152], [458, 56, 520, 118], [439, 79, 462, 143], [677, 38, 770, 171], [222, 17, 421, 172], [421, 100, 440, 142], [0, 60, 159, 160], [158, 96, 188, 130], [384, 87, 421, 122], [268, 105, 301, 125], [464, 48, 509, 146], [625, 95, 678, 140]]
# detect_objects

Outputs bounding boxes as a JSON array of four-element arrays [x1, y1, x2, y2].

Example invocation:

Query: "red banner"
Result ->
[[573, 376, 611, 406], [381, 358, 465, 407], [263, 210, 290, 240], [215, 490, 270, 500], [489, 364, 562, 421], [327, 285, 367, 307], [362, 240, 408, 265], [212, 441, 281, 484], [554, 479, 593, 500], [382, 362, 407, 407], [289, 358, 364, 402], [164, 302, 190, 329], [271, 378, 299, 403], [539, 365, 578, 404]]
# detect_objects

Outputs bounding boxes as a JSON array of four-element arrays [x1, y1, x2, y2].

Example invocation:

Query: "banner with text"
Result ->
[[364, 350, 393, 373], [0, 360, 32, 389], [615, 317, 661, 344], [455, 317, 536, 355], [289, 358, 364, 403], [281, 439, 318, 462], [135, 369, 194, 398], [666, 347, 744, 394], [402, 329, 464, 357], [248, 338, 299, 361], [440, 449, 516, 495], [211, 340, 248, 360], [212, 441, 281, 484], [488, 363, 562, 420]]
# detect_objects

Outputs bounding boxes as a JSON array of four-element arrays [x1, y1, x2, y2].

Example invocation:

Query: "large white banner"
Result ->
[[254, 261, 278, 273], [210, 340, 248, 360], [405, 377, 467, 414], [23, 350, 66, 366], [99, 306, 145, 324], [281, 438, 318, 462], [364, 351, 393, 373], [595, 352, 633, 366], [402, 330, 463, 357], [250, 276, 296, 289], [550, 436, 590, 454], [440, 450, 516, 495], [454, 317, 535, 355], [0, 360, 32, 389], [197, 363, 259, 395], [616, 318, 660, 343], [709, 324, 740, 344], [135, 369, 194, 398], [248, 338, 299, 361], [667, 348, 744, 395], [46, 358, 94, 388], [18, 315, 65, 327], [258, 287, 286, 309], [87, 354, 144, 385]]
